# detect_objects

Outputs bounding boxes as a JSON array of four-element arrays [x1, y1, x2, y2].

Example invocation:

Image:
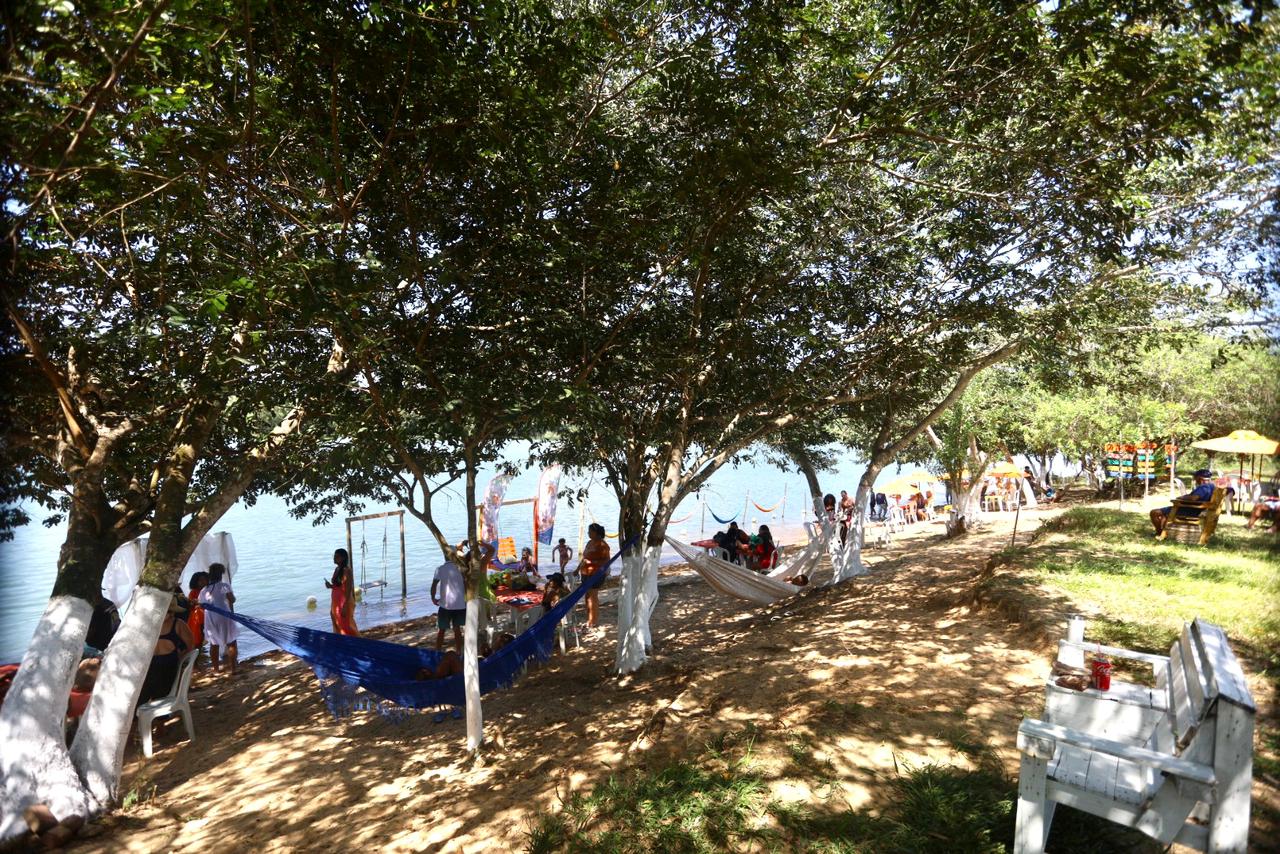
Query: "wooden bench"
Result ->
[[1161, 486, 1227, 545], [1015, 618, 1255, 853]]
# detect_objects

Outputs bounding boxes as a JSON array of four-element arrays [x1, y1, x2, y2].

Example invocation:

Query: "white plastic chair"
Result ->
[[136, 648, 199, 758]]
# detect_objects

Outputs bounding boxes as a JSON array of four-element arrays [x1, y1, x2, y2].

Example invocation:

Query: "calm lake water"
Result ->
[[0, 452, 897, 662]]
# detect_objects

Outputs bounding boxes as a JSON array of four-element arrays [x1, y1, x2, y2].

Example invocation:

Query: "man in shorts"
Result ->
[[1149, 469, 1217, 537], [431, 552, 467, 653]]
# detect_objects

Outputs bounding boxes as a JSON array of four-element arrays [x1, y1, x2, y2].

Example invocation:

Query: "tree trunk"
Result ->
[[832, 464, 878, 583], [69, 585, 170, 807], [792, 450, 823, 511], [460, 458, 484, 752], [615, 543, 661, 674], [0, 597, 94, 840], [462, 595, 483, 752], [0, 482, 129, 840]]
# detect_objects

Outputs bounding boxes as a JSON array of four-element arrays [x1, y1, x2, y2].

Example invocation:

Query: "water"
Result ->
[[0, 451, 901, 662]]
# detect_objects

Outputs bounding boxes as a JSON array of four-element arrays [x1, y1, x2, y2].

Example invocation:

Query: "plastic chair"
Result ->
[[136, 649, 199, 758]]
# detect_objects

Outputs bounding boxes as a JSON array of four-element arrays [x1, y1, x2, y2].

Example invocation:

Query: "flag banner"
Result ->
[[479, 474, 513, 548], [534, 465, 562, 546]]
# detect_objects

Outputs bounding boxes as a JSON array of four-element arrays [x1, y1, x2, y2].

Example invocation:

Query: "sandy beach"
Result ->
[[62, 506, 1277, 853]]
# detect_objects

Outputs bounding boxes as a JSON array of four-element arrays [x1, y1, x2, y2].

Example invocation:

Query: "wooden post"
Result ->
[[742, 490, 749, 524], [780, 483, 787, 520], [700, 495, 706, 533], [399, 511, 407, 598]]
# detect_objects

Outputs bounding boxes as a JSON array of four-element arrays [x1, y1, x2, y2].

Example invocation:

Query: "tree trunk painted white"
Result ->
[[69, 586, 170, 808], [462, 596, 483, 752], [1020, 476, 1038, 509], [831, 484, 870, 583], [0, 596, 94, 841], [615, 544, 661, 674]]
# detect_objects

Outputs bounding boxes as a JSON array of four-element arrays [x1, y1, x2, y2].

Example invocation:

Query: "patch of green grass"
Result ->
[[526, 756, 776, 854], [772, 761, 1156, 853], [1025, 507, 1280, 651]]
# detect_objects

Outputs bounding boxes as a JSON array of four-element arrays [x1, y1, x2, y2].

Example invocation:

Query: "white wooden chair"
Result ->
[[1015, 618, 1255, 853], [136, 649, 199, 758]]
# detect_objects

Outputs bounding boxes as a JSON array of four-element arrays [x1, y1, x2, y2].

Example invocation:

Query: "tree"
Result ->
[[1, 0, 356, 832]]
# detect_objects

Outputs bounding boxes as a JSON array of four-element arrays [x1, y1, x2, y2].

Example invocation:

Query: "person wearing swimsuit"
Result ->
[[579, 523, 611, 635], [138, 607, 194, 704]]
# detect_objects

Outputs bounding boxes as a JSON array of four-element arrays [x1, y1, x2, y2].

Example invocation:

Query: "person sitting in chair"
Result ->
[[1149, 469, 1216, 537], [1245, 493, 1279, 532]]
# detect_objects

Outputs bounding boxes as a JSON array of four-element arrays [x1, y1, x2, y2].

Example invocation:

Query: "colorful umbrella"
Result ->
[[1190, 430, 1279, 457]]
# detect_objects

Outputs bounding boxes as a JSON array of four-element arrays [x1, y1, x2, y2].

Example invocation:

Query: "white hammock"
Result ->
[[665, 523, 831, 606]]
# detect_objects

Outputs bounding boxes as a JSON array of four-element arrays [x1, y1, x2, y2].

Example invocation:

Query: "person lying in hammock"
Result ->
[[788, 574, 810, 587], [414, 632, 516, 680]]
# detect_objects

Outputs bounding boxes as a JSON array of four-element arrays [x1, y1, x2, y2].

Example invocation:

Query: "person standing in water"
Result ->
[[578, 523, 611, 635], [325, 548, 360, 636], [553, 538, 574, 572]]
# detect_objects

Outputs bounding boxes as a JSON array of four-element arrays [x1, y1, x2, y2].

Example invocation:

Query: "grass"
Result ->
[[526, 729, 1156, 853], [525, 750, 775, 854], [1028, 507, 1280, 661], [1018, 505, 1280, 839]]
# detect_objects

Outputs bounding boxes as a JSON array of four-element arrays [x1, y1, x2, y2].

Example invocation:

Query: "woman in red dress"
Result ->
[[326, 548, 360, 636]]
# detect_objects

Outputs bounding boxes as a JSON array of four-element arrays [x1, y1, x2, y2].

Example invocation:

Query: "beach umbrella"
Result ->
[[880, 473, 945, 496], [985, 461, 1025, 478], [1191, 430, 1279, 481], [1190, 430, 1279, 456]]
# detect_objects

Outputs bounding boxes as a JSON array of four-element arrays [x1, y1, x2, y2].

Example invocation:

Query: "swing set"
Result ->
[[344, 510, 408, 599]]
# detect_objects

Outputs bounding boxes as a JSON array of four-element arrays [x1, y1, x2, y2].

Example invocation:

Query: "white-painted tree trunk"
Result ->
[[615, 544, 661, 674], [69, 586, 170, 807], [0, 596, 94, 841], [831, 487, 869, 583], [462, 596, 483, 752]]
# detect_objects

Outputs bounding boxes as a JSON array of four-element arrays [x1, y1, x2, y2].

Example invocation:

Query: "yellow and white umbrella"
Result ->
[[1191, 430, 1279, 457], [1191, 430, 1279, 481], [880, 472, 945, 496], [985, 461, 1025, 478]]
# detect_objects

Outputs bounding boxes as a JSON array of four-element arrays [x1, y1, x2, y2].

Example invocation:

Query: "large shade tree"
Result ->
[[0, 0, 387, 833], [549, 0, 1280, 669]]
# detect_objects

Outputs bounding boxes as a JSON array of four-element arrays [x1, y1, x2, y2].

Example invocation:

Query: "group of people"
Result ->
[[711, 522, 778, 571], [425, 522, 614, 657]]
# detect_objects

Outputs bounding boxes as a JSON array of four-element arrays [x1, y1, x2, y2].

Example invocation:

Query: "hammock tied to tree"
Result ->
[[202, 537, 637, 718], [664, 522, 831, 606]]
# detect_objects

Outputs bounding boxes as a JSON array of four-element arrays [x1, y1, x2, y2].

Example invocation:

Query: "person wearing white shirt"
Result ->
[[431, 557, 466, 653]]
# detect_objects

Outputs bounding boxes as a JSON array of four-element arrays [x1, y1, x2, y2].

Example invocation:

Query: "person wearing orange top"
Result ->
[[578, 523, 611, 635], [325, 548, 360, 636], [186, 570, 209, 652]]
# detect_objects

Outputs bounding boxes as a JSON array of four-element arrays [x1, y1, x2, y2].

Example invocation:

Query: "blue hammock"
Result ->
[[203, 537, 635, 715], [709, 508, 738, 525]]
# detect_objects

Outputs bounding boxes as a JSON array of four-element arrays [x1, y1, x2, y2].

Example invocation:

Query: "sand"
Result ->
[[64, 505, 1276, 852]]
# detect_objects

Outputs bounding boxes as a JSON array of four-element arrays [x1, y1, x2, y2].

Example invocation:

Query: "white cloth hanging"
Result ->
[[664, 523, 831, 606], [101, 531, 238, 610]]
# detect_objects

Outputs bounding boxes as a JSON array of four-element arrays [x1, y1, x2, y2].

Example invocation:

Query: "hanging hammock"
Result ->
[[751, 499, 781, 513], [664, 524, 831, 606], [201, 538, 636, 715], [708, 507, 738, 525]]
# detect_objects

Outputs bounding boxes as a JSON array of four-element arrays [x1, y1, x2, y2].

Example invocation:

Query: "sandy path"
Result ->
[[62, 505, 1234, 852]]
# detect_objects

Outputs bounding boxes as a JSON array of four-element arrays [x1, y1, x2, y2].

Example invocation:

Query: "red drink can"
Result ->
[[1091, 657, 1112, 691]]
